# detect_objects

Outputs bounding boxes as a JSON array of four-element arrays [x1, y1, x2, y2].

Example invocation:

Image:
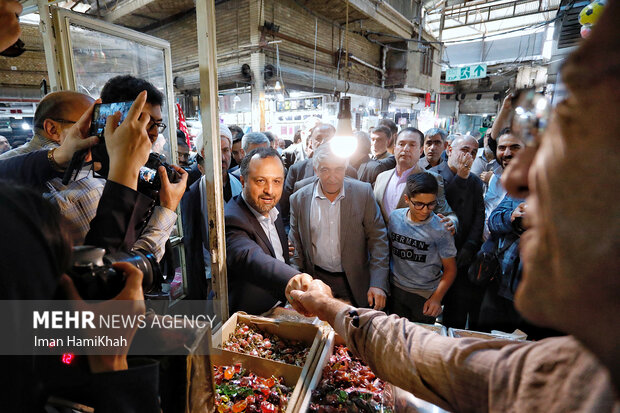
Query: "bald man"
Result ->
[[0, 91, 93, 160], [430, 135, 485, 329]]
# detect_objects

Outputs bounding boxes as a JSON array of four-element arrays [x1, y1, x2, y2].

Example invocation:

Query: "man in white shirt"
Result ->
[[289, 144, 389, 309]]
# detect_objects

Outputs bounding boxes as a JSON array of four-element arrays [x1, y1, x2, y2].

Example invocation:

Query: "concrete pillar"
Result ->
[[249, 0, 265, 131], [250, 52, 265, 132]]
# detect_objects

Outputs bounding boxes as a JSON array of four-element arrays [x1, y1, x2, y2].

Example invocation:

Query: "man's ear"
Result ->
[[402, 193, 410, 205], [42, 119, 62, 143], [239, 175, 245, 187]]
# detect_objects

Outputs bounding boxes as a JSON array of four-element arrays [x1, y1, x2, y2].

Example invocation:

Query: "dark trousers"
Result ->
[[314, 266, 357, 306], [442, 267, 485, 330], [389, 284, 436, 324], [478, 281, 563, 340]]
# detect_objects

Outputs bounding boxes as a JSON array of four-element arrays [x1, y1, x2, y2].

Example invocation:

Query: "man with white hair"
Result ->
[[289, 144, 389, 309], [181, 123, 241, 299]]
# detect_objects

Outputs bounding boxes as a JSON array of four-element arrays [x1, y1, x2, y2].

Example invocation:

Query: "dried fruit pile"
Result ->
[[223, 323, 310, 366], [214, 363, 293, 413], [309, 345, 393, 412]]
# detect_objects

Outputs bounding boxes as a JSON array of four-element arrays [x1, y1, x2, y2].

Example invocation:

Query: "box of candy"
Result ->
[[297, 332, 395, 412]]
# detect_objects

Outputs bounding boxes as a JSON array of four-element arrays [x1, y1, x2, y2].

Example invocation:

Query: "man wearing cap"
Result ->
[[181, 124, 241, 299]]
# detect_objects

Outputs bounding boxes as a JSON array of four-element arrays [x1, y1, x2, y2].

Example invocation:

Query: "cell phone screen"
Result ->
[[89, 101, 133, 137]]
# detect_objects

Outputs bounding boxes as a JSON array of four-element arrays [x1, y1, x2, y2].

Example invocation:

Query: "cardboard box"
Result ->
[[448, 328, 527, 340], [211, 351, 302, 413], [297, 332, 396, 413], [213, 312, 324, 411]]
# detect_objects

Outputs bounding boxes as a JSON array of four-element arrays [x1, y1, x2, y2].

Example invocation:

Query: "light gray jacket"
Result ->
[[289, 177, 389, 306]]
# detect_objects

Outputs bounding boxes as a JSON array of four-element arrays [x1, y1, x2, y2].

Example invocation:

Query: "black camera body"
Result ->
[[138, 152, 182, 192], [68, 246, 159, 301]]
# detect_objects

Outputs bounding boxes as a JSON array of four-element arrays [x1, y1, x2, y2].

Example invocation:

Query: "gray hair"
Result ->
[[312, 143, 347, 169], [424, 128, 448, 142], [242, 132, 269, 152], [446, 133, 460, 145], [354, 130, 371, 154]]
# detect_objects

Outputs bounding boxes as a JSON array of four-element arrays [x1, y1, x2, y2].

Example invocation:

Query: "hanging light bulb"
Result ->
[[274, 80, 282, 90], [330, 96, 358, 159]]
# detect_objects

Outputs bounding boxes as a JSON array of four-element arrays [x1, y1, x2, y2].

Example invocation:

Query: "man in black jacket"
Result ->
[[431, 134, 485, 329], [225, 148, 313, 315]]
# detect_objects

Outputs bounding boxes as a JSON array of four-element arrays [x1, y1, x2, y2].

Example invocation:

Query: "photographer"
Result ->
[[41, 88, 187, 259], [0, 92, 163, 412]]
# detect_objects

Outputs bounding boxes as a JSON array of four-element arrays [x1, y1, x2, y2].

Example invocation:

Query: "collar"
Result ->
[[241, 192, 280, 223], [395, 164, 419, 179], [314, 180, 345, 202]]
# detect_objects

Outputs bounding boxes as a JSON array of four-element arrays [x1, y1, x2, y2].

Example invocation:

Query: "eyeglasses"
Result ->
[[510, 88, 551, 148], [410, 200, 437, 210], [147, 120, 167, 134]]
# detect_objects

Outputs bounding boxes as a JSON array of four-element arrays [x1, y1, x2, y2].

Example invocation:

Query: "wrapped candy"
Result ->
[[223, 323, 310, 366], [214, 364, 293, 413]]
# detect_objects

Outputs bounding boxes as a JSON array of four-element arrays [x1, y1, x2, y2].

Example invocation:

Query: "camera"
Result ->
[[67, 246, 160, 301], [138, 152, 182, 192]]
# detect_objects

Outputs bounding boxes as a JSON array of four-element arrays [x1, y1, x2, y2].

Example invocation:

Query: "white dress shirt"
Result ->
[[383, 165, 418, 218], [310, 183, 345, 272], [242, 194, 285, 262]]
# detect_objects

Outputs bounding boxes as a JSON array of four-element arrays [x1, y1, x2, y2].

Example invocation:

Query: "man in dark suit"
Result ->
[[281, 123, 358, 229], [430, 135, 485, 329], [289, 144, 389, 309], [225, 147, 313, 315]]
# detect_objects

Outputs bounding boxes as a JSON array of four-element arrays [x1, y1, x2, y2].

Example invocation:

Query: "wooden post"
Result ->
[[195, 0, 229, 322]]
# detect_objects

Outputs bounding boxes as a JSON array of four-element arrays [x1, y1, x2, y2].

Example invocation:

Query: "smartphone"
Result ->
[[89, 101, 133, 137]]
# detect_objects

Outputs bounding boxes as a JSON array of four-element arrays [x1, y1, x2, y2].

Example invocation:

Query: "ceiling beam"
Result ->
[[103, 0, 157, 22], [347, 0, 415, 39]]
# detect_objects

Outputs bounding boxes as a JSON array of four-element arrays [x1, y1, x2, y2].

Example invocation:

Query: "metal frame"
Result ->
[[196, 0, 229, 324], [47, 6, 189, 303]]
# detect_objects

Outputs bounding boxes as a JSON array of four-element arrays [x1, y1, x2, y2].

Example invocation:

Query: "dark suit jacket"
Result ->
[[180, 180, 210, 299], [281, 158, 358, 229], [0, 149, 62, 189], [358, 155, 396, 185], [289, 178, 389, 306], [84, 180, 155, 254], [431, 161, 484, 252], [225, 195, 299, 315]]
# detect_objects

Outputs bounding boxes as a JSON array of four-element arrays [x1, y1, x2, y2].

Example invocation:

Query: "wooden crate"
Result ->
[[212, 312, 324, 411]]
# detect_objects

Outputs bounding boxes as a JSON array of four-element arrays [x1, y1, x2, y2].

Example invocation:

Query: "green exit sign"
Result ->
[[445, 64, 487, 82]]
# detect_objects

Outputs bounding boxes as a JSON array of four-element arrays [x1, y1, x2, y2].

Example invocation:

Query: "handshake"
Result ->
[[284, 274, 342, 322]]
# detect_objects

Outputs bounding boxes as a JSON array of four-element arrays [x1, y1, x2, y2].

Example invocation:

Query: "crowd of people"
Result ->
[[0, 0, 618, 410], [206, 105, 545, 337]]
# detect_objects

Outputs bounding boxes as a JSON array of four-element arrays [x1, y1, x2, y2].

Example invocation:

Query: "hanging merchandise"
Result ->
[[176, 103, 190, 147], [579, 0, 606, 38]]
